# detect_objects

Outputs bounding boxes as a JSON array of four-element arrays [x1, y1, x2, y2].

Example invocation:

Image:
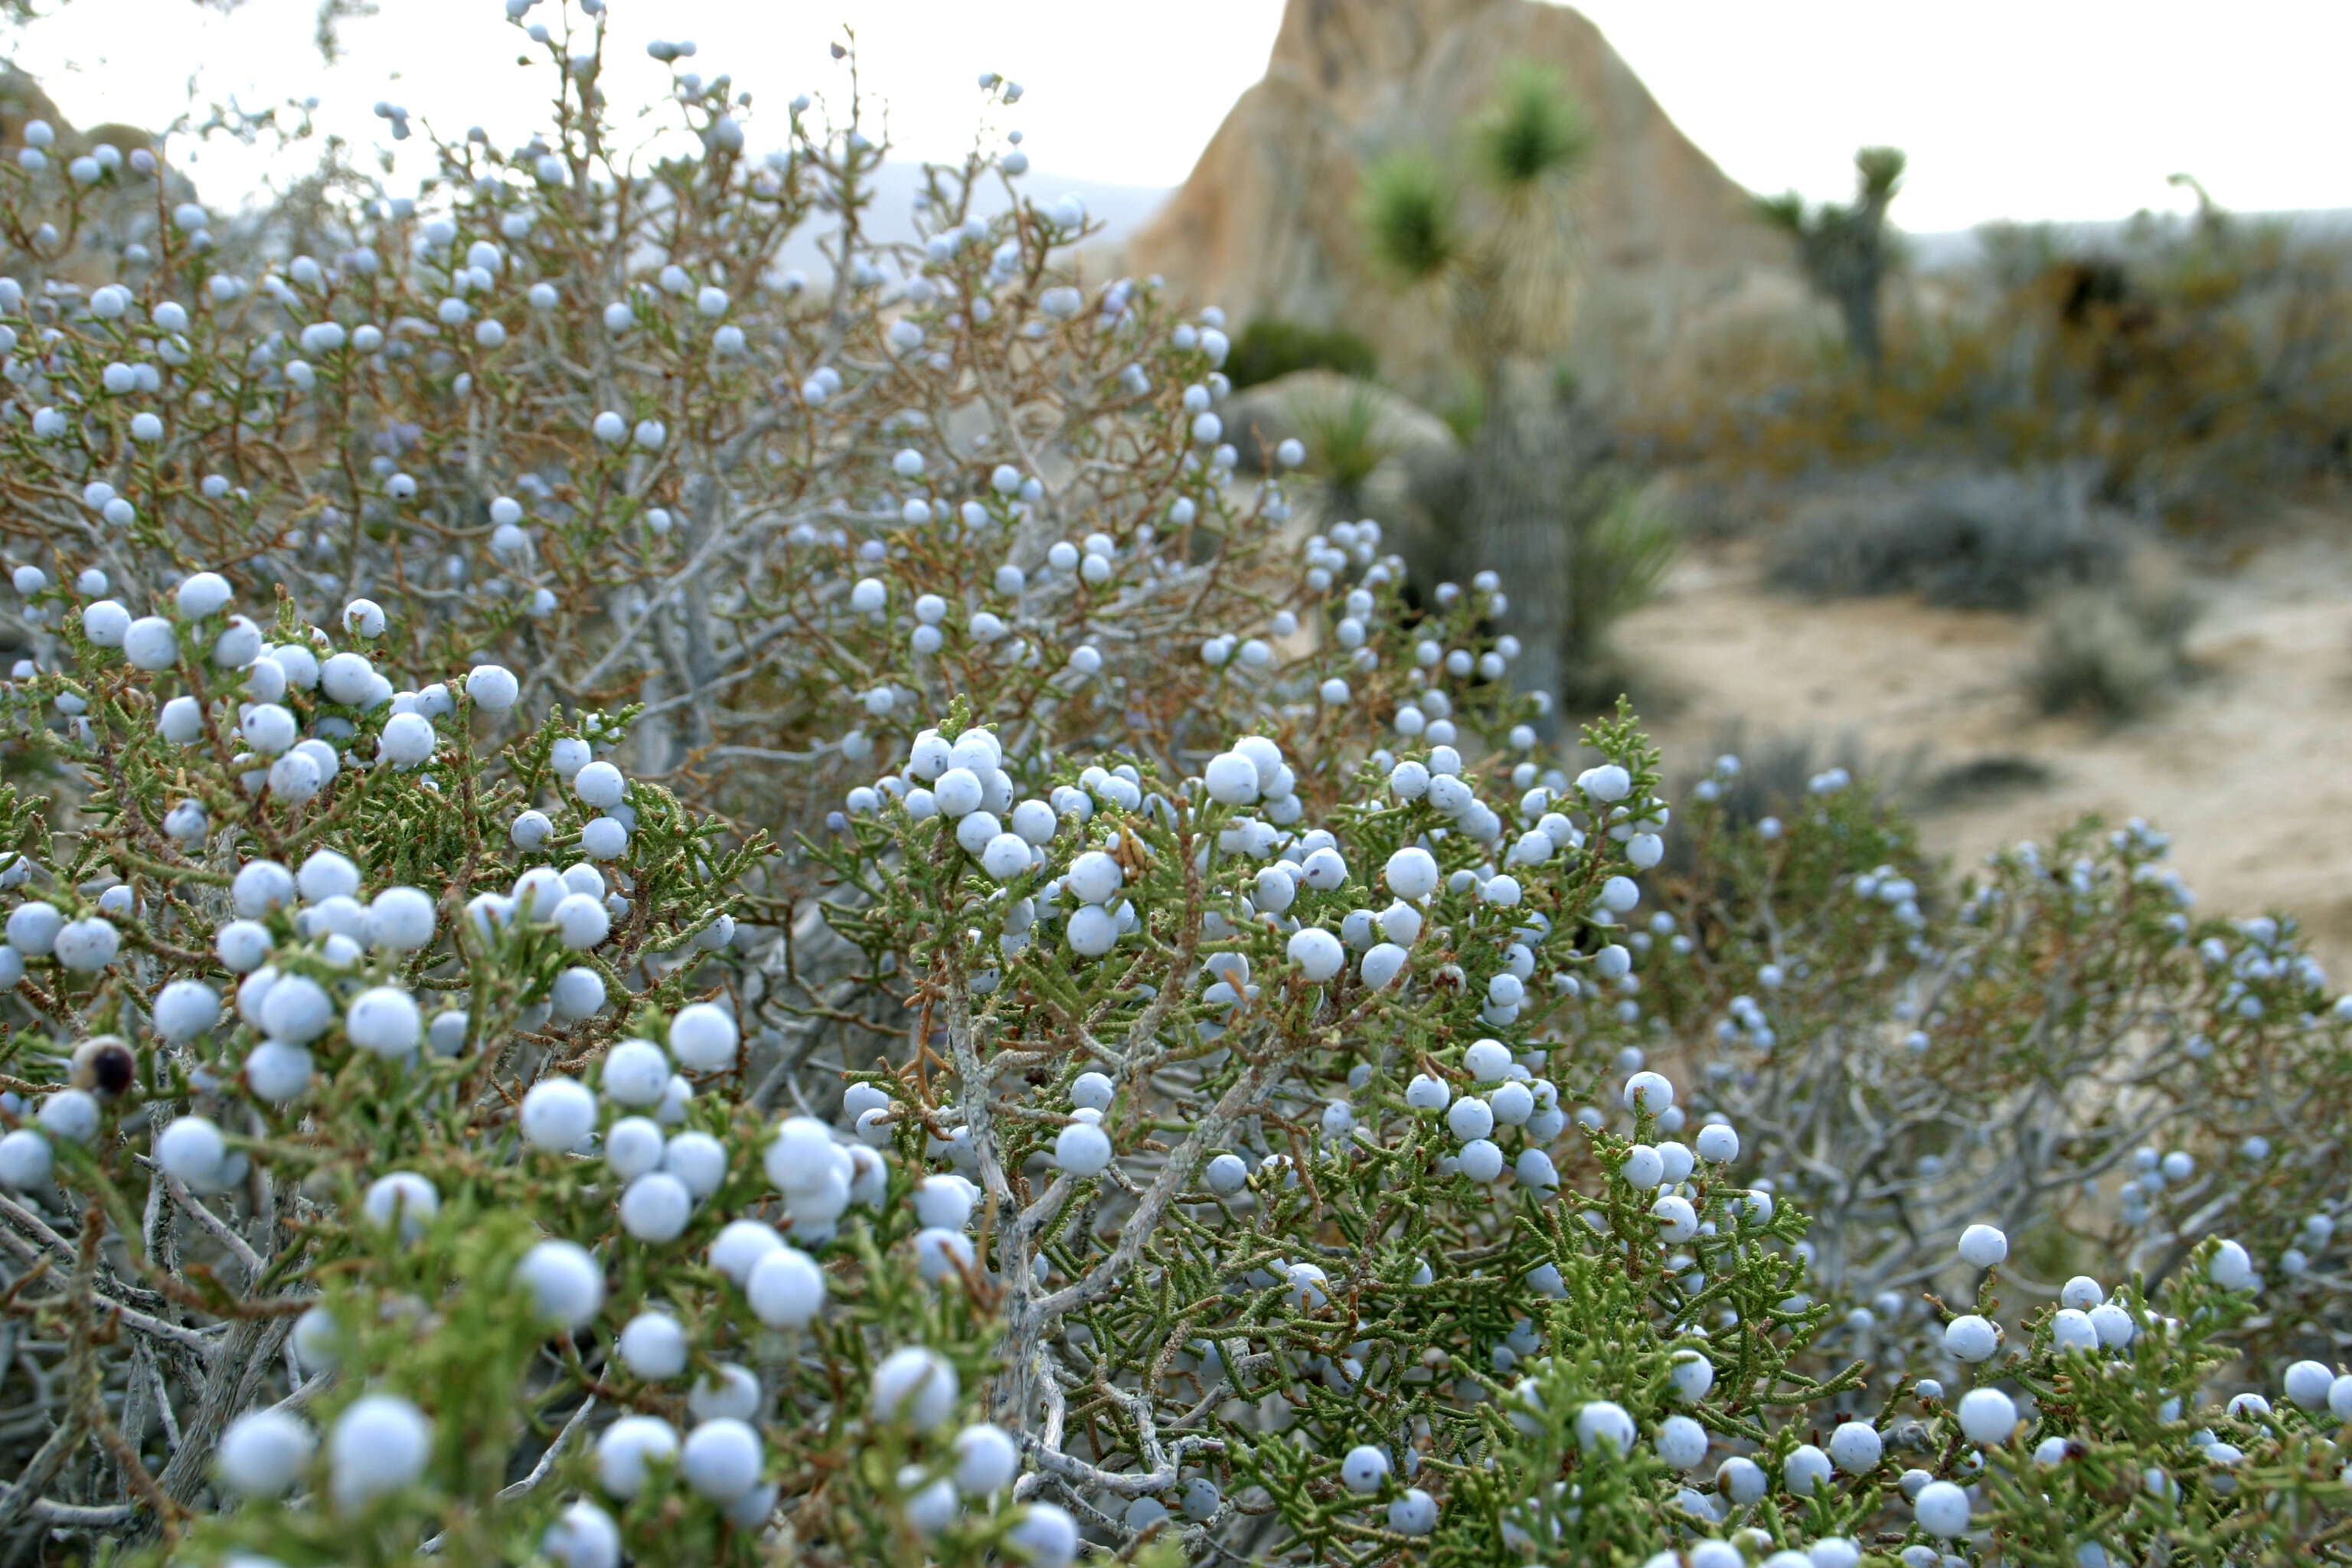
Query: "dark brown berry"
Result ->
[[70, 1035, 138, 1099]]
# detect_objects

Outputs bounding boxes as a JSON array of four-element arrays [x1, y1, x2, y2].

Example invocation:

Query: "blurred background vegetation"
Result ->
[[1652, 179, 2352, 531], [1210, 55, 2352, 738]]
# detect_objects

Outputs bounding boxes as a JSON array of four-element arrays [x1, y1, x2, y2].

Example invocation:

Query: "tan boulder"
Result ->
[[1126, 0, 1800, 407], [2, 64, 190, 286], [2, 66, 80, 155], [1217, 368, 1461, 544], [1217, 368, 1456, 469]]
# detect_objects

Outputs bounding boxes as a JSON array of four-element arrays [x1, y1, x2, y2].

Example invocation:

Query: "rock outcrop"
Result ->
[[1125, 0, 1803, 405], [2, 64, 188, 284]]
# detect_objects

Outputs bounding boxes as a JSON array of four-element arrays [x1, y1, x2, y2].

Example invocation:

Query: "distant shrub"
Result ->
[[1769, 463, 2128, 610], [1669, 725, 1917, 841], [1223, 316, 1380, 390], [1672, 725, 2053, 834], [2030, 547, 2203, 720]]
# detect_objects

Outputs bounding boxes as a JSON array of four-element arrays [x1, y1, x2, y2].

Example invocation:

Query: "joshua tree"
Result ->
[[1358, 62, 1592, 383], [1357, 67, 1671, 720], [1757, 145, 1907, 375]]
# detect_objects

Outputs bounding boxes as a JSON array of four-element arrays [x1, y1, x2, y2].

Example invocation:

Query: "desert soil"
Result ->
[[1612, 513, 2352, 975]]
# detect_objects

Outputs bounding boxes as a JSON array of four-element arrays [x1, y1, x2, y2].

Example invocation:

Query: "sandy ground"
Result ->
[[1612, 514, 2352, 974]]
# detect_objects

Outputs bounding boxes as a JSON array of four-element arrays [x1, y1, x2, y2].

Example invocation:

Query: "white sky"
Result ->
[[11, 0, 2352, 234]]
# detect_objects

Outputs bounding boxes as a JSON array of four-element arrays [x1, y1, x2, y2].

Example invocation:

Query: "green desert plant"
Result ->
[[1472, 62, 1595, 194], [1358, 149, 1464, 288], [1289, 376, 1396, 506], [1570, 490, 1678, 650]]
